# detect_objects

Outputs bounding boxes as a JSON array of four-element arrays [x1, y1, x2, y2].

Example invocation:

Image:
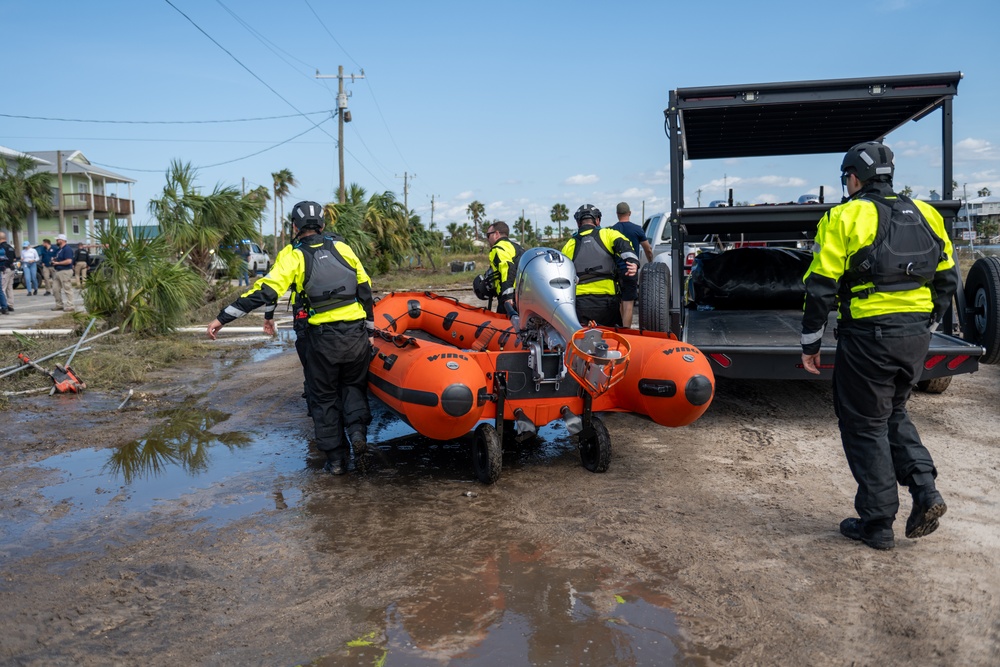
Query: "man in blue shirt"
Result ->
[[611, 202, 654, 327], [51, 234, 76, 312], [36, 239, 56, 296]]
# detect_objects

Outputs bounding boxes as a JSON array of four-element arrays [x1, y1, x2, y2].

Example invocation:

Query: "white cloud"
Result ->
[[641, 167, 671, 185], [455, 191, 474, 200], [956, 138, 1000, 161], [621, 187, 654, 199], [700, 174, 807, 190], [564, 174, 599, 186]]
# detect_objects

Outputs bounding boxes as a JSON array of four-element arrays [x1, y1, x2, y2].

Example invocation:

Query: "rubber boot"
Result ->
[[906, 473, 947, 539], [839, 517, 895, 550]]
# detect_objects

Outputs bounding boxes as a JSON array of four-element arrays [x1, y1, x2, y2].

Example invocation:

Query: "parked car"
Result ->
[[210, 241, 271, 278]]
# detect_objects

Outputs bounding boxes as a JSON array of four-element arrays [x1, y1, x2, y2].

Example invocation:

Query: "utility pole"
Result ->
[[396, 172, 414, 227], [57, 150, 66, 235], [316, 66, 365, 203], [430, 194, 440, 230]]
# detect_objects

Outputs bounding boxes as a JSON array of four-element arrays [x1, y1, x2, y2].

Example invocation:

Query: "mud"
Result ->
[[2, 330, 999, 666]]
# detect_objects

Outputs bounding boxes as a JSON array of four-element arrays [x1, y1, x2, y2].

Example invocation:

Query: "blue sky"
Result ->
[[2, 0, 998, 233]]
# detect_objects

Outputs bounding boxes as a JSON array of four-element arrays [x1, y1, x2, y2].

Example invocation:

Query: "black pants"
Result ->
[[575, 294, 622, 327], [833, 329, 937, 527], [306, 320, 371, 462]]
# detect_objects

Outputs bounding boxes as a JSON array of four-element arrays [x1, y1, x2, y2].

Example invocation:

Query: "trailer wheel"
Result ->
[[638, 262, 671, 333], [964, 256, 1000, 364], [916, 376, 952, 394], [472, 423, 502, 484], [579, 415, 611, 473]]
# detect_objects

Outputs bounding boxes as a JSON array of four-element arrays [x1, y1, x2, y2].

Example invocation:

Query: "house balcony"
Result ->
[[60, 193, 134, 215]]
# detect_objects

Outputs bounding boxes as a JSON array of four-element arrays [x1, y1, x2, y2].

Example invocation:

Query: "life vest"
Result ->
[[841, 194, 946, 299], [570, 228, 616, 285], [296, 235, 358, 314]]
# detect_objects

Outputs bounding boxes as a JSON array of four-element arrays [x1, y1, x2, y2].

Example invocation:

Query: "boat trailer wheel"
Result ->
[[472, 423, 503, 484], [579, 414, 612, 473]]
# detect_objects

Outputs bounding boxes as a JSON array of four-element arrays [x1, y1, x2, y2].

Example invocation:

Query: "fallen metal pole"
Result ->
[[117, 388, 134, 411], [1, 387, 52, 397], [66, 318, 96, 367], [0, 326, 118, 380]]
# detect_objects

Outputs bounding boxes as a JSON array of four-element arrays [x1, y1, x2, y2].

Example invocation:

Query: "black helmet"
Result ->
[[573, 204, 602, 225], [841, 141, 894, 183], [290, 200, 325, 231]]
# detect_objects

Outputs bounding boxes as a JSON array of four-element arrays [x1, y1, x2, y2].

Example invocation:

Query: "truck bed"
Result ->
[[683, 309, 983, 380]]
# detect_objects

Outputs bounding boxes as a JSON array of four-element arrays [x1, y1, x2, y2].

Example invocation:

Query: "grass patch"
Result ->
[[374, 252, 489, 292]]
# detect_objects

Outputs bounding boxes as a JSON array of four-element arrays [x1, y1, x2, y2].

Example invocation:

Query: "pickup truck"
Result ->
[[635, 71, 1000, 393]]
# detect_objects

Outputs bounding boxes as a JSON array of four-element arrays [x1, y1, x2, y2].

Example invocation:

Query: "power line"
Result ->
[[214, 0, 336, 102], [301, 0, 361, 69], [91, 116, 333, 173], [300, 3, 424, 196], [0, 110, 332, 124], [162, 0, 337, 144], [163, 0, 385, 190], [0, 134, 333, 145]]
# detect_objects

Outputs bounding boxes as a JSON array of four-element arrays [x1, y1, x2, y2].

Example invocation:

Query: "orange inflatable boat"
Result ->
[[369, 248, 715, 483]]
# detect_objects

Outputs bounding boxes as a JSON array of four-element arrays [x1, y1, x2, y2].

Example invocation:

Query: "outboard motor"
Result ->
[[512, 248, 630, 396]]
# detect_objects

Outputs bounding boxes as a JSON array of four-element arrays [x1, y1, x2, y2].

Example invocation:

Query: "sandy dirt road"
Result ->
[[1, 321, 998, 665]]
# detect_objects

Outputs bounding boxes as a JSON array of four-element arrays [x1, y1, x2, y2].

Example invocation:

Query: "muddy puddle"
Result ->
[[311, 525, 689, 666], [3, 356, 706, 665]]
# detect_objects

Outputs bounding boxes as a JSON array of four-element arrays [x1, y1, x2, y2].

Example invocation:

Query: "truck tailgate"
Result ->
[[683, 309, 983, 380]]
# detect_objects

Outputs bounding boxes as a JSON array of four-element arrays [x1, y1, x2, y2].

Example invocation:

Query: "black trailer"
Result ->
[[644, 71, 999, 390]]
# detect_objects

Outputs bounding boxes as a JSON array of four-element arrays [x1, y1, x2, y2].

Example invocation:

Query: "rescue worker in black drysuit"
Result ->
[[560, 204, 639, 327], [801, 142, 959, 550], [209, 201, 375, 475], [474, 221, 524, 315]]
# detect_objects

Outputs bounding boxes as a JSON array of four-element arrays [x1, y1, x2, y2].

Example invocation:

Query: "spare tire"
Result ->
[[964, 256, 1000, 364], [638, 262, 671, 333]]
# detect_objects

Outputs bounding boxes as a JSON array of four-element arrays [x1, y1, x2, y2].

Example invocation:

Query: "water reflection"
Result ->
[[312, 531, 684, 666], [105, 403, 251, 483]]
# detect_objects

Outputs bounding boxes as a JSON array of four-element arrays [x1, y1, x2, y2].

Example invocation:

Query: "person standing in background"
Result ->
[[0, 231, 16, 303], [73, 243, 91, 286], [20, 241, 39, 296], [36, 239, 55, 295], [51, 234, 76, 312], [611, 202, 654, 327]]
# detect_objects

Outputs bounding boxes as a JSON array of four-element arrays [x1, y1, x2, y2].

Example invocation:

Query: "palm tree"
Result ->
[[407, 213, 438, 270], [467, 200, 486, 242], [271, 168, 297, 253], [979, 187, 992, 198], [244, 185, 270, 241], [550, 203, 569, 243], [150, 160, 264, 282], [325, 184, 373, 264], [83, 217, 206, 334], [365, 190, 410, 273], [0, 155, 54, 248]]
